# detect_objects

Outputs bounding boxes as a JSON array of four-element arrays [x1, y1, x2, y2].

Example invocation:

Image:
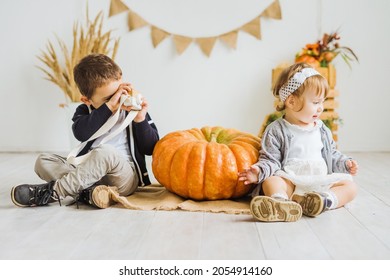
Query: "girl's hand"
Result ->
[[238, 165, 261, 185], [347, 160, 359, 176]]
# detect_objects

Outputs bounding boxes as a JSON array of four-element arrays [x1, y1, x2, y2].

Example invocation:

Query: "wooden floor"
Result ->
[[0, 152, 390, 260]]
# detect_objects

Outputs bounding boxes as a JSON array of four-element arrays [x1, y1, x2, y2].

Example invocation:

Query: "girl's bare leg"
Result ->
[[262, 176, 295, 198], [329, 180, 358, 208]]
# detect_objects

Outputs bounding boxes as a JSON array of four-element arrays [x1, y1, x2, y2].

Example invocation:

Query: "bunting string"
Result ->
[[109, 0, 282, 56]]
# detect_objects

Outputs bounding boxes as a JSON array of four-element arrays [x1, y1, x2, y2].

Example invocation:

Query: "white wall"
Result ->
[[1, 0, 389, 152]]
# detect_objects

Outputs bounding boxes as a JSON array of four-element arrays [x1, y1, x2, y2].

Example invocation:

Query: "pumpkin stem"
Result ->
[[210, 133, 217, 142]]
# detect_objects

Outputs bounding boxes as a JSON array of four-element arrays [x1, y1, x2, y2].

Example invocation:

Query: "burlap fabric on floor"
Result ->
[[109, 184, 251, 215]]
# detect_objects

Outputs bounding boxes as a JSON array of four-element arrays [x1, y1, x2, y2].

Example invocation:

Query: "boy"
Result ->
[[11, 54, 159, 209]]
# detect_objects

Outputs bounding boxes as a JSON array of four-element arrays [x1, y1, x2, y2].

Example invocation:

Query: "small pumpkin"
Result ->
[[152, 126, 261, 200]]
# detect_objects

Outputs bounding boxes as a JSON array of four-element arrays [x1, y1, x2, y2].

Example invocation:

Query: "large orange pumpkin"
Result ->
[[152, 126, 261, 200]]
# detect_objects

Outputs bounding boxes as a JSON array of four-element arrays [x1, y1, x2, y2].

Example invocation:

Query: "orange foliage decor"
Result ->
[[152, 126, 261, 200], [295, 32, 358, 68]]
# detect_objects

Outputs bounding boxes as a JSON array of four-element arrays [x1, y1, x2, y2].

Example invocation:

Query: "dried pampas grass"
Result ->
[[37, 10, 120, 102]]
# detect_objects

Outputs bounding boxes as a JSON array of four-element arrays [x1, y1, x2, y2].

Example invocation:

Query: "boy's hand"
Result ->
[[347, 160, 358, 176], [106, 83, 133, 113], [238, 165, 260, 185], [120, 90, 149, 123], [106, 82, 149, 122], [133, 96, 148, 123]]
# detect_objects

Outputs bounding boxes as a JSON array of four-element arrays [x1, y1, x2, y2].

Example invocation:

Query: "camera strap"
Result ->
[[67, 95, 138, 165]]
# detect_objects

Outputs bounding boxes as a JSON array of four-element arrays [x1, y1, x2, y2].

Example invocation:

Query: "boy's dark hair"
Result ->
[[73, 53, 122, 99]]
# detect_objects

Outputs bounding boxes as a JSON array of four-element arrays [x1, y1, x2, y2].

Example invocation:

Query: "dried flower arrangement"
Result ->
[[295, 32, 358, 68], [37, 10, 120, 102]]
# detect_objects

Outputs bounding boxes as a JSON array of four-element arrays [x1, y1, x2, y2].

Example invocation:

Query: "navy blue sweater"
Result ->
[[71, 103, 159, 186]]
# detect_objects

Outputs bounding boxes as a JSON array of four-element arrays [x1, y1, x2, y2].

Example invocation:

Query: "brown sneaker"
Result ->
[[250, 196, 302, 222], [292, 192, 326, 217]]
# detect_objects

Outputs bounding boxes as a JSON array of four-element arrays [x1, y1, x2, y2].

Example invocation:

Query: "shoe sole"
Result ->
[[91, 185, 117, 209], [292, 193, 324, 217], [250, 196, 302, 222], [10, 186, 27, 207]]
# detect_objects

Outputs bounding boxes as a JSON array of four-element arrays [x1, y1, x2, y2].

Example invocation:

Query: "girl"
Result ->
[[238, 63, 358, 222]]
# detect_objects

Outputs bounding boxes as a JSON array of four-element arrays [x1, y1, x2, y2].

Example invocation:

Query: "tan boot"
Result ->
[[292, 192, 327, 217], [250, 196, 302, 222]]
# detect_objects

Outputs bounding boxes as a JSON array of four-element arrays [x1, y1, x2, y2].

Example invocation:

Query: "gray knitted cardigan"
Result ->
[[251, 118, 351, 196]]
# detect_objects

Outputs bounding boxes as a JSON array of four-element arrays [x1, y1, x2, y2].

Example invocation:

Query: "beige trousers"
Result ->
[[34, 144, 138, 198]]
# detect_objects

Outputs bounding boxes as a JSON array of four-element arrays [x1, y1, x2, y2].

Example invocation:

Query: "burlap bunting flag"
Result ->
[[127, 10, 148, 31], [261, 0, 282, 19], [108, 0, 282, 56], [241, 17, 261, 39], [219, 31, 238, 49], [151, 26, 170, 48], [173, 35, 193, 55], [109, 0, 129, 17], [196, 37, 217, 57]]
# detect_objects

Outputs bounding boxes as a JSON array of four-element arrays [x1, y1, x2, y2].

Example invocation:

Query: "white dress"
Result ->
[[275, 120, 352, 195]]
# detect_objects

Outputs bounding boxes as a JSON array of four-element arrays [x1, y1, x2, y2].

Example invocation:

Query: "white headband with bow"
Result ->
[[279, 68, 321, 102]]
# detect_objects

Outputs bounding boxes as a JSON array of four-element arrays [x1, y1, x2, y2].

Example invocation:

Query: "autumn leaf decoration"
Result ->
[[295, 32, 358, 68]]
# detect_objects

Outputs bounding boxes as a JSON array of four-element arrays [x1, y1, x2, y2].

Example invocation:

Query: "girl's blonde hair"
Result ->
[[273, 62, 329, 111]]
